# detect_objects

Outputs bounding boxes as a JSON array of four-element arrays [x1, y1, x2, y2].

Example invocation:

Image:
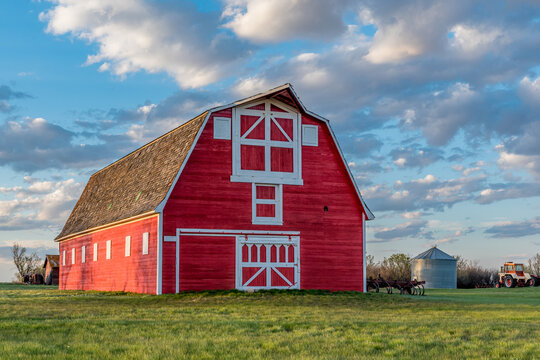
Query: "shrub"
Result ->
[[455, 255, 497, 288]]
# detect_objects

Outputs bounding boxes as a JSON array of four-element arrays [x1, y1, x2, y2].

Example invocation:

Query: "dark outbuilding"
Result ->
[[43, 255, 60, 285]]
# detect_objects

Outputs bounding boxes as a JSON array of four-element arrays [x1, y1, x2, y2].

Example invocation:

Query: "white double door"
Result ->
[[235, 236, 300, 290]]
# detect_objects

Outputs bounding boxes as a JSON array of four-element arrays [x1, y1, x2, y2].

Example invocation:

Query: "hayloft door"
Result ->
[[236, 236, 300, 290]]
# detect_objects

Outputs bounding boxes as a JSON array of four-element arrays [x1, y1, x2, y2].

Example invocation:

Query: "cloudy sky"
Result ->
[[1, 0, 540, 281]]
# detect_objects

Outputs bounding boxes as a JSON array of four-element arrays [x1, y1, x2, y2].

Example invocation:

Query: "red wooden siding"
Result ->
[[162, 106, 366, 292], [59, 216, 158, 294], [162, 241, 176, 294], [179, 235, 236, 291]]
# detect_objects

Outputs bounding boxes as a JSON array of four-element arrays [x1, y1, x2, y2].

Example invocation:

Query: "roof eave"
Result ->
[[55, 211, 158, 242]]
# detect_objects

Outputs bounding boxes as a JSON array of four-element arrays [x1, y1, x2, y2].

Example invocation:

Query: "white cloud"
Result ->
[[41, 0, 250, 88], [450, 24, 508, 57], [0, 178, 84, 231], [222, 0, 350, 43], [402, 211, 421, 219], [363, 2, 458, 64], [233, 76, 278, 97], [373, 220, 428, 241], [518, 76, 540, 108], [497, 149, 540, 179]]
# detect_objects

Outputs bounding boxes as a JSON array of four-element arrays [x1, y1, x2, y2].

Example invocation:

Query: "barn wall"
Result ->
[[59, 216, 158, 294], [162, 107, 366, 292], [179, 235, 236, 291]]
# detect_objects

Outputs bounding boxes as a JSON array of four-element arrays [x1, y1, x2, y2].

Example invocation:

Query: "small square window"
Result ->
[[106, 240, 111, 260], [252, 183, 282, 225], [71, 248, 75, 265], [82, 246, 86, 264], [93, 243, 98, 261], [142, 233, 149, 255], [213, 117, 231, 140], [302, 124, 318, 146], [125, 236, 131, 257]]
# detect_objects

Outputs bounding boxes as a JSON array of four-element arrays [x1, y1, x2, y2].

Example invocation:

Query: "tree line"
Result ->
[[366, 252, 540, 288]]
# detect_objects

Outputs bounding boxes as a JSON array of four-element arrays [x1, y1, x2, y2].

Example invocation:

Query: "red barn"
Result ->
[[56, 84, 374, 294]]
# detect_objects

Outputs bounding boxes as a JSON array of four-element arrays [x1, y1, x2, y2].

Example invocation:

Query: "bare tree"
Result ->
[[527, 253, 540, 275], [11, 243, 42, 282]]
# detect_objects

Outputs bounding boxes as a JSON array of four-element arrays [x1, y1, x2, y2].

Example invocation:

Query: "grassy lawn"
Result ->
[[0, 284, 538, 359]]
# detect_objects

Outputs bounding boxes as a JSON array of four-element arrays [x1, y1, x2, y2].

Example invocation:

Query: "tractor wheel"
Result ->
[[504, 275, 516, 288], [527, 277, 536, 287]]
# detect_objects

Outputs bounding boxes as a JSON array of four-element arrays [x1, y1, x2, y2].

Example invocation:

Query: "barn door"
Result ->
[[236, 236, 300, 290]]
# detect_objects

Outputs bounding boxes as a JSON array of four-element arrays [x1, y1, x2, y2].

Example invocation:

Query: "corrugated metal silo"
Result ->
[[411, 247, 457, 289]]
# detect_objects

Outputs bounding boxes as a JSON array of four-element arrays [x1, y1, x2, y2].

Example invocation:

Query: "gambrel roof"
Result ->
[[56, 113, 206, 240], [56, 84, 373, 242]]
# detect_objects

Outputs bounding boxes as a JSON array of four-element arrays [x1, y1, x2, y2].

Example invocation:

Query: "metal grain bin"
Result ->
[[411, 247, 457, 289]]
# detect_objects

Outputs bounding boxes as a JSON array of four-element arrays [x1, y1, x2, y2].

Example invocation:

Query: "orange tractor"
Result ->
[[495, 262, 539, 288]]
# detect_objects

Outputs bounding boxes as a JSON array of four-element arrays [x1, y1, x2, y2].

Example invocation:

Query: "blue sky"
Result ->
[[1, 0, 540, 281]]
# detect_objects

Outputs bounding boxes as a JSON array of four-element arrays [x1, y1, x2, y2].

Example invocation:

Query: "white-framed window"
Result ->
[[142, 232, 149, 255], [125, 236, 131, 257], [93, 243, 98, 261], [71, 248, 75, 265], [252, 183, 283, 225], [213, 117, 231, 140], [106, 240, 111, 260], [81, 246, 86, 263], [231, 100, 302, 185], [302, 124, 318, 146], [62, 250, 66, 266]]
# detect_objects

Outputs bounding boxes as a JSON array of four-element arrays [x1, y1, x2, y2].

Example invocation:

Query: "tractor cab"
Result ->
[[502, 262, 525, 277]]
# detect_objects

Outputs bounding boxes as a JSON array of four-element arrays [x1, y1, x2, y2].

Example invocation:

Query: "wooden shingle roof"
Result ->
[[43, 254, 60, 268], [56, 112, 206, 241]]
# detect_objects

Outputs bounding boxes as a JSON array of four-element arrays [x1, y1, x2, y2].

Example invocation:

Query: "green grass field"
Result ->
[[0, 284, 538, 359]]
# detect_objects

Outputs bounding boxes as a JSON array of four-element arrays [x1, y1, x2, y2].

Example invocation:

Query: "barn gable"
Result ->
[[156, 84, 374, 219]]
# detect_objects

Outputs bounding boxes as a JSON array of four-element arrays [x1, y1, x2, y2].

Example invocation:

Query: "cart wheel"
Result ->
[[527, 278, 535, 287]]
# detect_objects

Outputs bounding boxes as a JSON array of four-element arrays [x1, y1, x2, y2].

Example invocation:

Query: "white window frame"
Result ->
[[81, 246, 86, 264], [93, 243, 98, 261], [125, 236, 131, 257], [213, 117, 231, 140], [142, 232, 149, 255], [106, 240, 111, 260], [71, 248, 75, 265], [252, 183, 283, 225], [302, 124, 318, 146], [231, 99, 302, 185], [62, 250, 66, 266]]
